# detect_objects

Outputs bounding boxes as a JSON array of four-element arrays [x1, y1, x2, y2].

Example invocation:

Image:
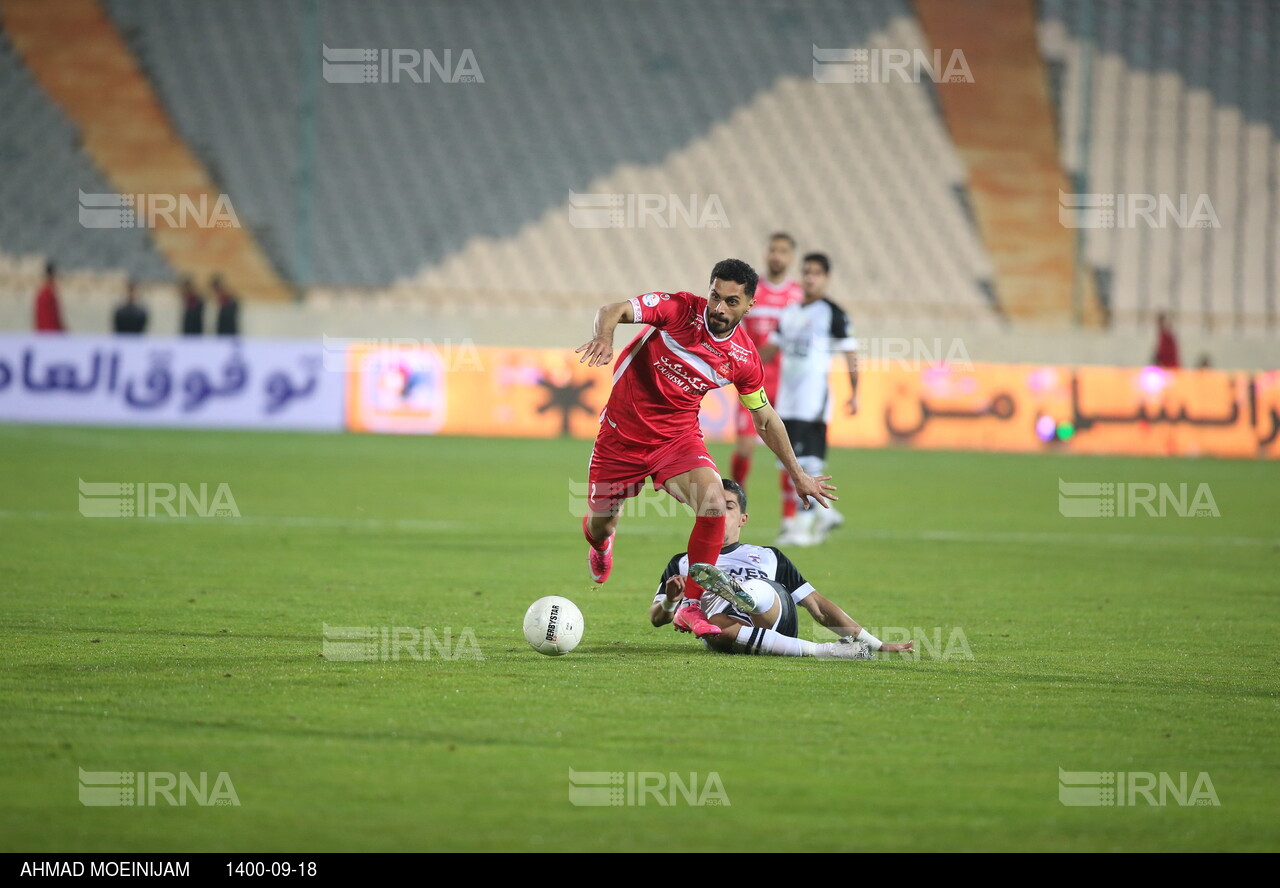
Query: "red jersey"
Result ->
[[34, 282, 65, 332], [1154, 329, 1179, 368], [744, 277, 802, 350], [602, 291, 766, 446]]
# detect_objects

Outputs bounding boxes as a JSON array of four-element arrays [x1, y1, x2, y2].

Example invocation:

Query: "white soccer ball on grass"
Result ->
[[523, 596, 584, 656]]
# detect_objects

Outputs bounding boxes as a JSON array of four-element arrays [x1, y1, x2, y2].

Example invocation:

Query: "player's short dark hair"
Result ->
[[709, 258, 758, 298], [769, 232, 796, 248], [722, 478, 747, 514], [802, 252, 831, 275], [45, 260, 56, 277]]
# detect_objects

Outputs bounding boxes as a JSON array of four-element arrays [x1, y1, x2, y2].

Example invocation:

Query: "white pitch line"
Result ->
[[0, 509, 1274, 548], [848, 527, 1277, 548], [0, 510, 458, 532]]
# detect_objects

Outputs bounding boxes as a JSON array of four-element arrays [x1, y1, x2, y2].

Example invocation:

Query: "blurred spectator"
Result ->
[[180, 277, 205, 335], [211, 274, 240, 336], [112, 278, 148, 334], [1196, 353, 1212, 369], [33, 260, 65, 333], [1151, 312, 1179, 368]]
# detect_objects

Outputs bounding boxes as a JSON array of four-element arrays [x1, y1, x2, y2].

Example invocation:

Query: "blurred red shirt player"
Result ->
[[1152, 313, 1180, 369], [575, 258, 836, 639], [33, 261, 65, 333], [731, 233, 802, 488]]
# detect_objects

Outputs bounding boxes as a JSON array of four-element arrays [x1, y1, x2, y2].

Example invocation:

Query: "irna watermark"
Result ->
[[1058, 480, 1220, 518], [78, 768, 239, 807], [1058, 191, 1219, 229], [568, 769, 729, 807], [1058, 768, 1219, 807], [78, 190, 240, 229], [78, 480, 240, 519], [321, 624, 485, 661], [321, 45, 482, 84], [812, 45, 973, 84], [569, 192, 729, 229]]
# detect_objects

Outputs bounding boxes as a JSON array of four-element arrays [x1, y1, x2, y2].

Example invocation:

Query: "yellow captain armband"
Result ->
[[739, 388, 769, 411]]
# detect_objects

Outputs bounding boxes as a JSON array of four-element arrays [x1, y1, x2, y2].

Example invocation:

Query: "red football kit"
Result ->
[[587, 290, 767, 516], [736, 276, 801, 435]]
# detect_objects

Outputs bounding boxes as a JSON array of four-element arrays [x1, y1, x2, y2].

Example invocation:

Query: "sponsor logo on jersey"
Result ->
[[727, 341, 753, 362], [654, 355, 711, 394], [642, 293, 662, 307]]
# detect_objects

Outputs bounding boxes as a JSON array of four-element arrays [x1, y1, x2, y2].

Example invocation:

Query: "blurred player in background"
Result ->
[[760, 252, 858, 546], [1152, 312, 1180, 369], [112, 278, 148, 334], [730, 233, 802, 490], [649, 479, 912, 658], [33, 261, 65, 333], [575, 258, 836, 639]]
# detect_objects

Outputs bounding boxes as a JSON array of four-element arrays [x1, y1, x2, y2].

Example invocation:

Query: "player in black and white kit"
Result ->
[[759, 252, 859, 546], [649, 480, 913, 659]]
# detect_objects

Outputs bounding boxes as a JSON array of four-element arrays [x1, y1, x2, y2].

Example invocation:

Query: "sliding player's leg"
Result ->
[[697, 575, 872, 659]]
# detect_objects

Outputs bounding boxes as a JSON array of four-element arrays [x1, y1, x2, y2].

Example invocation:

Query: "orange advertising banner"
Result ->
[[345, 343, 1280, 459]]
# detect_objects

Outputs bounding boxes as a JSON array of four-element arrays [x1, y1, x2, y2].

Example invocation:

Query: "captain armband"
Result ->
[[738, 388, 769, 411]]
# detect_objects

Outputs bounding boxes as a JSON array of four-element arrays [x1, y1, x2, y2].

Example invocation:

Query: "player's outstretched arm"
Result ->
[[750, 401, 837, 509], [575, 300, 635, 366], [800, 591, 914, 652], [844, 348, 860, 415], [649, 575, 685, 627]]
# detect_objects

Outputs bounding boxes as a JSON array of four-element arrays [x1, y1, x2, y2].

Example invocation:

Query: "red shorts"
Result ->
[[735, 363, 781, 437], [587, 425, 717, 516]]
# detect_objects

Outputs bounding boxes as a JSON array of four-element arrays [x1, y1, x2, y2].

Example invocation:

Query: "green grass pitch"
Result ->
[[1, 424, 1277, 852]]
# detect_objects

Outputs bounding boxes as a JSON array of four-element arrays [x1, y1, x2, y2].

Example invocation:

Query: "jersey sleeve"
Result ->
[[654, 552, 688, 601], [768, 547, 816, 602], [829, 301, 858, 351], [628, 291, 692, 328]]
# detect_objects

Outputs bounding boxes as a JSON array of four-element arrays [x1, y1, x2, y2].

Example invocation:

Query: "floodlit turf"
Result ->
[[0, 424, 1277, 852]]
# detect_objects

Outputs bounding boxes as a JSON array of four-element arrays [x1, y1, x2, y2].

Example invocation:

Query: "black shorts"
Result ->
[[782, 418, 828, 462], [775, 581, 799, 638]]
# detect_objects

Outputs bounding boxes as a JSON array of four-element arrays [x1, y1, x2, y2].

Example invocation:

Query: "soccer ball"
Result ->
[[523, 596, 584, 656]]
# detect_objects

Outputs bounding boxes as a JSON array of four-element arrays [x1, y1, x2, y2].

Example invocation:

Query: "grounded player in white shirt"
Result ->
[[649, 479, 913, 658], [760, 252, 859, 547]]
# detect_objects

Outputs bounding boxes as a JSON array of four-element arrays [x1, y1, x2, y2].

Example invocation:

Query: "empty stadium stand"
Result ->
[[98, 0, 998, 323], [1039, 0, 1279, 334], [0, 0, 1274, 341], [0, 26, 169, 281]]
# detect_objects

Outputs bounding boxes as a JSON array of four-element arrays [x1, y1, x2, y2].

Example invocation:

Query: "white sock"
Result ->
[[797, 456, 825, 511], [734, 626, 818, 657], [853, 628, 883, 650]]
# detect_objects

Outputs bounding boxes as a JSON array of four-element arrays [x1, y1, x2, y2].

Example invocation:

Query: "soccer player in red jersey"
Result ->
[[574, 258, 836, 639], [730, 233, 802, 489]]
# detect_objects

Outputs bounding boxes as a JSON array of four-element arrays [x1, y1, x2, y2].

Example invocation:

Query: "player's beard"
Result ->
[[707, 313, 734, 335]]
